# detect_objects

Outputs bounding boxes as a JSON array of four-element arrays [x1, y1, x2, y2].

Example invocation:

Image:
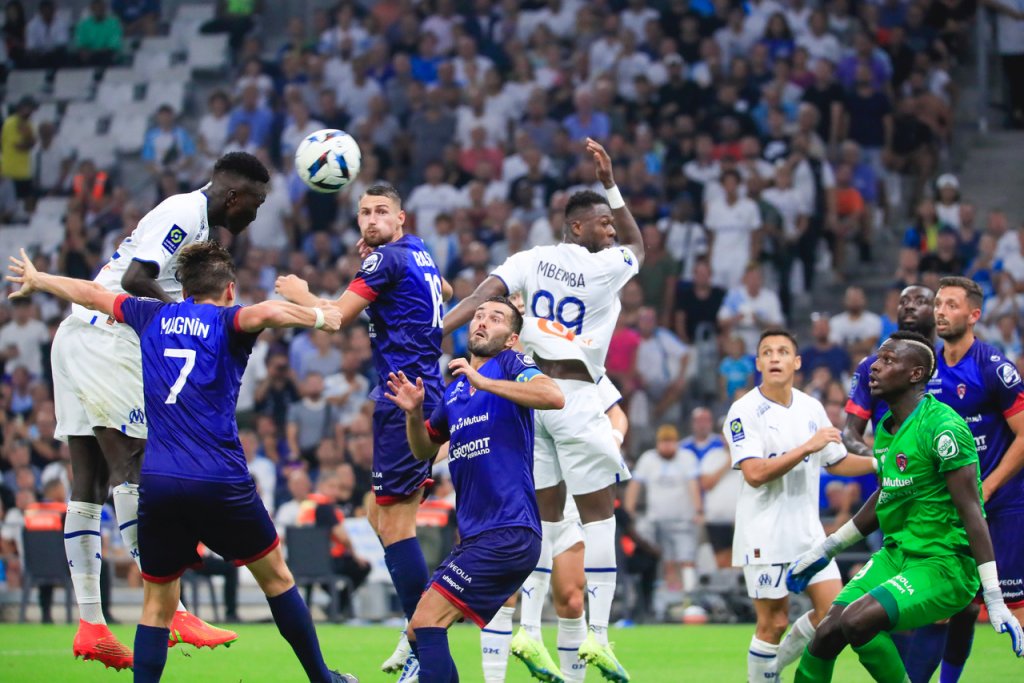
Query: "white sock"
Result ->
[[558, 615, 588, 683], [522, 522, 555, 640], [113, 482, 187, 613], [682, 565, 698, 593], [65, 502, 104, 625], [482, 606, 515, 683], [748, 635, 779, 682], [776, 611, 815, 672], [582, 516, 617, 646]]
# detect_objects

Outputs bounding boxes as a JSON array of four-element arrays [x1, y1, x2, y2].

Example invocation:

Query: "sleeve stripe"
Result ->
[[1004, 393, 1024, 419], [112, 293, 130, 323], [490, 273, 511, 294], [844, 399, 872, 420], [425, 419, 447, 445], [233, 308, 245, 333], [347, 277, 378, 302]]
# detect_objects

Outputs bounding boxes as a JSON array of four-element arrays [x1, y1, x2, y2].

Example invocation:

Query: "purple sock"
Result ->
[[267, 586, 332, 682], [133, 625, 169, 683], [414, 627, 459, 683], [384, 537, 429, 620]]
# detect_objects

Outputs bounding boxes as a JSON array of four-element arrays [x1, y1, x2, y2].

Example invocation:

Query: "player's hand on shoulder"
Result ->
[[449, 357, 484, 388], [786, 542, 830, 594], [6, 248, 38, 298], [585, 137, 615, 188], [320, 306, 343, 333], [356, 238, 373, 260], [384, 371, 424, 412], [983, 586, 1024, 657], [807, 426, 842, 453], [275, 274, 310, 303]]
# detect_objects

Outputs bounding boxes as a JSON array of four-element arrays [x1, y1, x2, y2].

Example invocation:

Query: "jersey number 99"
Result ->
[[531, 290, 586, 334]]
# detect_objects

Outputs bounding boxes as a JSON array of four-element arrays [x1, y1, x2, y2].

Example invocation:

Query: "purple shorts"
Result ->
[[372, 399, 437, 505], [428, 526, 541, 627], [138, 474, 279, 583], [989, 509, 1024, 607]]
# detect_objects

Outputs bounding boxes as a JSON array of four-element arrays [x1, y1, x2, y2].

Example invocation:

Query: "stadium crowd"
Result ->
[[1, 0, 1024, 623]]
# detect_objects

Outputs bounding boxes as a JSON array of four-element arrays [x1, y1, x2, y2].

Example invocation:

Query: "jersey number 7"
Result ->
[[163, 348, 196, 404]]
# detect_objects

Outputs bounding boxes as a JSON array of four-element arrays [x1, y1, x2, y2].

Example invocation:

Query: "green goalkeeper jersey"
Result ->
[[874, 394, 983, 557]]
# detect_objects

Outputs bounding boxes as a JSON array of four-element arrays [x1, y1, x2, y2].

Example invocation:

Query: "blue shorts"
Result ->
[[373, 399, 438, 505], [138, 474, 279, 584], [989, 509, 1024, 607], [428, 526, 541, 627]]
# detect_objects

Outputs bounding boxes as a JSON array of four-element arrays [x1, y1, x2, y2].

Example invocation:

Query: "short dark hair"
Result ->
[[721, 168, 742, 184], [565, 190, 609, 222], [888, 330, 936, 378], [758, 327, 800, 352], [361, 183, 403, 208], [175, 241, 237, 300], [213, 152, 270, 184], [937, 276, 984, 310], [485, 296, 523, 335]]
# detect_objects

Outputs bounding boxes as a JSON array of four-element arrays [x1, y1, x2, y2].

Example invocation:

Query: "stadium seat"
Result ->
[[175, 3, 217, 22], [186, 34, 230, 73], [96, 81, 138, 113], [53, 68, 97, 102], [139, 35, 178, 57], [33, 102, 60, 126], [285, 526, 354, 622], [4, 70, 49, 102], [181, 570, 222, 623], [132, 50, 174, 80], [143, 81, 187, 113], [75, 134, 118, 169], [100, 66, 143, 85], [18, 530, 74, 624], [110, 114, 147, 154]]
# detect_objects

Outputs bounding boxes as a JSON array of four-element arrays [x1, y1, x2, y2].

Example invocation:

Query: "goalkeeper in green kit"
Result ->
[[786, 331, 1024, 682]]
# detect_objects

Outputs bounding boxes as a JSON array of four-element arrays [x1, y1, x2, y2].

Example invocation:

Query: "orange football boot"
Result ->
[[168, 611, 238, 649], [73, 620, 134, 671]]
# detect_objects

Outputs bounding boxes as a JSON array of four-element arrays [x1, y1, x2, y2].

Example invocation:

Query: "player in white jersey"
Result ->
[[446, 138, 644, 683], [724, 328, 876, 682], [53, 153, 269, 669]]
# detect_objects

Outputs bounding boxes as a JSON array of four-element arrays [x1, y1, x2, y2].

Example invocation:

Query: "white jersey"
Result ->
[[69, 191, 210, 339], [518, 316, 604, 382], [724, 387, 846, 566], [491, 242, 639, 376]]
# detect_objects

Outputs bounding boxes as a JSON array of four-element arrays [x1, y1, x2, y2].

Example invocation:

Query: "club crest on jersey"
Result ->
[[997, 362, 1021, 389], [360, 251, 382, 274], [935, 430, 959, 460], [620, 248, 633, 266], [161, 225, 187, 254], [730, 418, 745, 443], [758, 573, 772, 587], [957, 383, 967, 399], [128, 408, 145, 425], [849, 373, 859, 396], [896, 453, 908, 472]]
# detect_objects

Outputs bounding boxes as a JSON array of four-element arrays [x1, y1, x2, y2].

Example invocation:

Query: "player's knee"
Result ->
[[553, 586, 584, 618], [838, 604, 878, 646]]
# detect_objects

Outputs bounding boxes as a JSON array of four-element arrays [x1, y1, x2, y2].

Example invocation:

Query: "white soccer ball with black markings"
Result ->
[[295, 129, 361, 193]]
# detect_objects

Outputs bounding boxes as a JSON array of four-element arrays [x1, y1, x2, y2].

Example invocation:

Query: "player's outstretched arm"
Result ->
[[121, 260, 175, 304], [787, 490, 880, 593], [236, 300, 342, 333], [740, 426, 842, 487], [448, 357, 565, 410], [7, 249, 118, 314], [586, 137, 645, 267], [946, 463, 1024, 655], [384, 371, 441, 461], [826, 453, 878, 476], [442, 275, 509, 336], [276, 275, 371, 329]]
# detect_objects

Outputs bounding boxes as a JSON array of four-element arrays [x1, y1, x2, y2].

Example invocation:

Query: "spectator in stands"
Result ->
[[1, 95, 36, 214], [673, 256, 726, 346], [831, 162, 872, 271], [73, 0, 122, 66], [704, 169, 762, 289], [563, 88, 611, 142], [799, 313, 852, 382], [717, 262, 784, 355], [935, 173, 962, 228], [298, 329, 342, 380], [634, 306, 691, 431], [829, 285, 883, 358], [197, 91, 233, 173], [111, 0, 159, 38], [985, 0, 1024, 128], [625, 424, 702, 595], [691, 409, 740, 569], [24, 0, 68, 68], [636, 226, 679, 321], [228, 84, 275, 149], [201, 0, 262, 53], [241, 428, 276, 513], [406, 161, 465, 238], [919, 227, 964, 276], [0, 298, 48, 378], [32, 121, 72, 196], [255, 350, 300, 432], [274, 468, 311, 535], [0, 160, 19, 222], [287, 372, 339, 470], [142, 104, 197, 184], [2, 0, 26, 65], [719, 335, 756, 404], [888, 94, 939, 210]]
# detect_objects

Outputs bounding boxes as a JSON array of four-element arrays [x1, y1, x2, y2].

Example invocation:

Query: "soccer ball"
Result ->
[[295, 129, 361, 193]]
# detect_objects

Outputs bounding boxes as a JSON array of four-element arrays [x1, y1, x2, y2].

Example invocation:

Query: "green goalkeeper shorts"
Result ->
[[834, 544, 980, 631]]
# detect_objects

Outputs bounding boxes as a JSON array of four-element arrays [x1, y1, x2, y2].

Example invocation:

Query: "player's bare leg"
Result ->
[[134, 578, 181, 682], [68, 435, 134, 671], [750, 597, 789, 681], [407, 587, 469, 682], [797, 596, 908, 682], [776, 578, 843, 674]]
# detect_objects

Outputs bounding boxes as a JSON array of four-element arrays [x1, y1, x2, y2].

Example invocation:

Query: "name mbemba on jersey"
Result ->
[[538, 261, 586, 288], [160, 316, 211, 338]]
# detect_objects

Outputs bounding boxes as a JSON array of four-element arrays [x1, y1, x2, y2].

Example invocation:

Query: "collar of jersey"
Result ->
[[756, 386, 793, 409], [879, 394, 931, 437]]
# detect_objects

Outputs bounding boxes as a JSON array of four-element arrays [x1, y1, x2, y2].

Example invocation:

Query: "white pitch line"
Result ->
[[0, 648, 69, 656]]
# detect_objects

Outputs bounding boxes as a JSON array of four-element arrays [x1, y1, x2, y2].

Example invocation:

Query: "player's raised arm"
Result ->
[[384, 371, 441, 461], [448, 356, 565, 410], [235, 299, 342, 333], [442, 275, 509, 336], [275, 274, 371, 328], [586, 137, 644, 266], [7, 248, 118, 315], [842, 358, 876, 457], [121, 259, 176, 304]]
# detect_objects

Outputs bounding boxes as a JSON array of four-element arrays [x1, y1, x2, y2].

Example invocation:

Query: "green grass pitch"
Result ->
[[1, 623, 1021, 681]]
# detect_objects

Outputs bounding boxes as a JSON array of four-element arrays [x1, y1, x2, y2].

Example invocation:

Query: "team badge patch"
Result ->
[[935, 430, 959, 460], [998, 362, 1021, 389], [128, 408, 145, 425], [360, 251, 382, 274], [730, 418, 745, 443], [896, 453, 907, 472], [849, 373, 859, 396], [160, 225, 187, 254], [620, 248, 633, 266], [957, 383, 967, 399]]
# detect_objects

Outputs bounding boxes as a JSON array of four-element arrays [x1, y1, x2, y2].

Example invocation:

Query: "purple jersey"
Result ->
[[931, 339, 1024, 514], [347, 234, 444, 402], [425, 349, 543, 540], [846, 352, 890, 426], [114, 295, 257, 483]]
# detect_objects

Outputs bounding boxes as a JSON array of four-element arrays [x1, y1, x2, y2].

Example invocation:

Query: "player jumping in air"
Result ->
[[789, 330, 1024, 681], [8, 243, 358, 683], [385, 297, 565, 683], [445, 138, 643, 683], [724, 328, 877, 682], [51, 152, 268, 669], [276, 183, 451, 680]]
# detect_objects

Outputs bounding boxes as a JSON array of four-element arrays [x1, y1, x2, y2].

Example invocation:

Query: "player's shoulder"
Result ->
[[727, 389, 766, 418], [971, 340, 1022, 387], [920, 394, 965, 426], [791, 387, 826, 411]]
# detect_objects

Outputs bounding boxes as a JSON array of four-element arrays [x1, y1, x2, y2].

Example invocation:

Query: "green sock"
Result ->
[[852, 632, 910, 683], [795, 646, 836, 683]]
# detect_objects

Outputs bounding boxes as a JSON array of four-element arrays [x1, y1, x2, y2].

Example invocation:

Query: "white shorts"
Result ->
[[595, 375, 622, 411], [53, 316, 147, 441], [743, 559, 841, 600], [534, 379, 631, 495]]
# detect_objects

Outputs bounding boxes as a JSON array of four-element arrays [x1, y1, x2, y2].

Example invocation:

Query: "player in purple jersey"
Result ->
[[7, 244, 357, 683], [275, 183, 453, 677], [384, 297, 565, 683]]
